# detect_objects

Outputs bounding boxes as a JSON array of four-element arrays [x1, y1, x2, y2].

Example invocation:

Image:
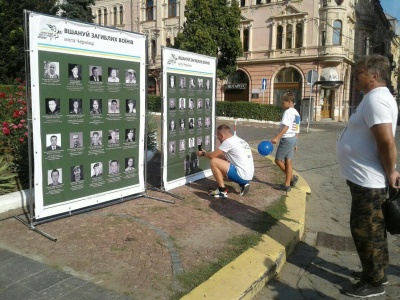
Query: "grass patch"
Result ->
[[170, 196, 289, 299]]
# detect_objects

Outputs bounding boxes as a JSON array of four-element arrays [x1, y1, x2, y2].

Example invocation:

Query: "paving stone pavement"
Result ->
[[252, 122, 400, 299]]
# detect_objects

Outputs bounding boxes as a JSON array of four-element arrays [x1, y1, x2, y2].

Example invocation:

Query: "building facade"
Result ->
[[91, 0, 399, 121]]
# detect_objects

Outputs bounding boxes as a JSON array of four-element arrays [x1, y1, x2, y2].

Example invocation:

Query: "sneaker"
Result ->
[[290, 175, 299, 187], [280, 184, 292, 192], [351, 271, 388, 285], [208, 188, 228, 198], [345, 280, 385, 298], [239, 184, 250, 196]]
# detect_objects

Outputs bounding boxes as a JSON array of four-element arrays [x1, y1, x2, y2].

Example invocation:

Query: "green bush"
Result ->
[[147, 96, 282, 122], [216, 101, 282, 122], [147, 95, 162, 112]]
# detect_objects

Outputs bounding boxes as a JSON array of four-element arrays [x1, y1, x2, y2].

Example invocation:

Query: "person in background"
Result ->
[[271, 91, 300, 192], [337, 54, 400, 298]]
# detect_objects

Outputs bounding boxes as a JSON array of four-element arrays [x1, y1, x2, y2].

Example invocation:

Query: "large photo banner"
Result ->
[[28, 12, 146, 219], [161, 48, 216, 191]]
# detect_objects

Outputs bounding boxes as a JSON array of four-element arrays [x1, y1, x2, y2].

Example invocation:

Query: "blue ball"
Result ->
[[258, 140, 274, 156]]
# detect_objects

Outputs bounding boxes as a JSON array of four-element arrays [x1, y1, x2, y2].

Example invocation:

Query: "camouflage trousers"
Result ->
[[346, 180, 389, 285]]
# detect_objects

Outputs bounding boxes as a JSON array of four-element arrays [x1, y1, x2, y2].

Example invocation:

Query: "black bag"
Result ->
[[383, 187, 400, 235]]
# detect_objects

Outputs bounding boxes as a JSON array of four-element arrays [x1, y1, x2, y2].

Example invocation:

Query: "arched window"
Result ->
[[169, 0, 177, 17], [276, 25, 283, 49], [119, 5, 123, 25], [146, 0, 154, 21], [333, 20, 342, 45], [243, 28, 249, 52], [97, 9, 102, 25], [113, 6, 117, 26], [295, 23, 303, 48], [104, 8, 108, 26], [166, 38, 172, 47], [273, 68, 302, 106], [286, 24, 292, 49]]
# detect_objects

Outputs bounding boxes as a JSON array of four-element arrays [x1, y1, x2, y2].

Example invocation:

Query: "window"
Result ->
[[256, 0, 262, 4], [274, 68, 301, 83], [119, 5, 123, 25], [151, 39, 156, 60], [295, 23, 303, 48], [243, 29, 249, 52], [169, 0, 177, 17], [286, 24, 292, 49], [104, 8, 108, 26], [276, 25, 283, 49], [321, 30, 326, 46], [113, 6, 117, 26], [97, 9, 102, 25], [146, 0, 154, 21], [332, 20, 342, 45], [166, 38, 172, 47], [323, 0, 328, 6], [240, 0, 245, 6]]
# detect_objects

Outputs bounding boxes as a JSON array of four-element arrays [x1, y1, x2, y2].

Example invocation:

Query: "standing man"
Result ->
[[197, 124, 254, 198], [271, 91, 300, 192], [337, 55, 400, 298]]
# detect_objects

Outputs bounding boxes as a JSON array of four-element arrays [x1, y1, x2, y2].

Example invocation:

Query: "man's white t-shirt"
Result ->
[[281, 107, 300, 138], [219, 135, 254, 180], [336, 87, 397, 188]]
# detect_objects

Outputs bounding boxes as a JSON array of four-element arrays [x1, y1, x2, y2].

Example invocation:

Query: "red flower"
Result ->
[[13, 110, 20, 118], [24, 132, 28, 136], [20, 119, 26, 123], [2, 127, 10, 135], [12, 125, 18, 129], [19, 138, 24, 142], [19, 110, 25, 116], [0, 92, 6, 98], [15, 78, 21, 83], [2, 122, 8, 128], [8, 100, 14, 105]]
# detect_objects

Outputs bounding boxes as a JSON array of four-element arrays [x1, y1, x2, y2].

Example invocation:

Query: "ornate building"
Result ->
[[91, 0, 399, 121]]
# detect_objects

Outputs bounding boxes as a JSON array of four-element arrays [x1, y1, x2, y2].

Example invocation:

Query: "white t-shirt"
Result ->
[[336, 87, 397, 188], [219, 135, 254, 180], [281, 107, 300, 138]]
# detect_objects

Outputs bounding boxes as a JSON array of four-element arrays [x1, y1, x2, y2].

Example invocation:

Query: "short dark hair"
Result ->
[[282, 91, 295, 103]]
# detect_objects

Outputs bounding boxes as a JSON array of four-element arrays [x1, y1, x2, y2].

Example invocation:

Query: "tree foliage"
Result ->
[[175, 0, 243, 80], [0, 0, 59, 84], [59, 0, 95, 23]]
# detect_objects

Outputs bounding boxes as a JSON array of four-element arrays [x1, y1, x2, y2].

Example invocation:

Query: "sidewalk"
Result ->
[[0, 118, 310, 299], [0, 154, 309, 300]]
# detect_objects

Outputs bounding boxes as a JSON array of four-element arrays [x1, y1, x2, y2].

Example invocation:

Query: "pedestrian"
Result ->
[[271, 91, 300, 192], [197, 124, 254, 198], [336, 54, 400, 298]]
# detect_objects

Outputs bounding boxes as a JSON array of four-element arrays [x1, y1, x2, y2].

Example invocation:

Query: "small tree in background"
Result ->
[[59, 0, 95, 23], [175, 0, 243, 80], [0, 0, 59, 84]]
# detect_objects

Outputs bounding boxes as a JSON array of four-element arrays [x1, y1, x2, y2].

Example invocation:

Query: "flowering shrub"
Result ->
[[0, 78, 29, 192]]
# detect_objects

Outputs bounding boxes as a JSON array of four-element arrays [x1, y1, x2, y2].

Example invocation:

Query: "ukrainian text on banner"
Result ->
[[161, 47, 217, 191], [29, 12, 146, 219]]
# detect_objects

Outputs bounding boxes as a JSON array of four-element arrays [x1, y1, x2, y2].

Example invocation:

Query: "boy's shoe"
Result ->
[[208, 188, 228, 198], [345, 280, 385, 298], [280, 184, 292, 192], [290, 175, 299, 187], [239, 184, 250, 196], [351, 271, 388, 285]]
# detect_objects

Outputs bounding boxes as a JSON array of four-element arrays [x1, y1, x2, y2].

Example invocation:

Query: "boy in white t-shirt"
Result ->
[[271, 92, 300, 192]]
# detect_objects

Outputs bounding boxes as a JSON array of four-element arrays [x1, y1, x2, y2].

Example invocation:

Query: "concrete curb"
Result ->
[[181, 156, 311, 300]]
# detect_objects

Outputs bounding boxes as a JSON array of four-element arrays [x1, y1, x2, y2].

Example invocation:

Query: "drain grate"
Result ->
[[316, 232, 356, 251]]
